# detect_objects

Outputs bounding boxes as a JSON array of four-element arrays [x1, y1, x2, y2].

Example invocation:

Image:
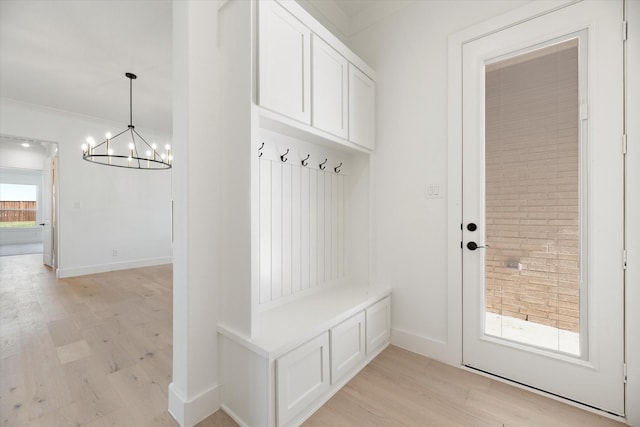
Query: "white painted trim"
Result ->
[[168, 382, 221, 427], [447, 0, 579, 370], [449, 1, 637, 424], [57, 257, 172, 278], [449, 0, 580, 45], [219, 404, 251, 427], [391, 328, 452, 364], [624, 0, 640, 424]]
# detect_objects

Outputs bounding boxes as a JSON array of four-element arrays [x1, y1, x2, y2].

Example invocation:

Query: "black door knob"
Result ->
[[467, 223, 477, 231]]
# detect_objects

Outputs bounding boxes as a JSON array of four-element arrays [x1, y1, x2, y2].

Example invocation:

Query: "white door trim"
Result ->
[[447, 0, 579, 368], [446, 0, 635, 423], [623, 1, 640, 426]]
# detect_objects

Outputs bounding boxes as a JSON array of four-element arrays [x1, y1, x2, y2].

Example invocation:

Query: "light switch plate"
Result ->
[[425, 184, 443, 199]]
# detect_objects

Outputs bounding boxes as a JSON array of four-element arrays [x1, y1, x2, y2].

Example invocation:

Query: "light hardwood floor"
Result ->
[[0, 255, 625, 426]]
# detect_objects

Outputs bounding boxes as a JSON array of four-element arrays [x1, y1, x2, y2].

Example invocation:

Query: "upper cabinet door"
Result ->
[[348, 64, 375, 150], [258, 0, 311, 125], [312, 35, 348, 139]]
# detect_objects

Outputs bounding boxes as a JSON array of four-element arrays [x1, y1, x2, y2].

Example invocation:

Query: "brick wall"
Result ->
[[484, 39, 580, 333]]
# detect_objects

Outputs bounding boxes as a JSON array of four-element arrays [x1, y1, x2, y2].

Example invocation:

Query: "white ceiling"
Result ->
[[1, 135, 49, 155], [0, 0, 376, 137], [0, 0, 173, 134]]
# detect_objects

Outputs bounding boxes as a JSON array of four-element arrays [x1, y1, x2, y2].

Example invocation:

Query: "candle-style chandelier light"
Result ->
[[82, 72, 172, 170]]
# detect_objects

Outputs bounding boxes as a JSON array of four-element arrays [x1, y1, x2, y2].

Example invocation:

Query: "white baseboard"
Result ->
[[219, 404, 250, 427], [391, 327, 457, 365], [57, 256, 172, 278], [168, 382, 220, 427]]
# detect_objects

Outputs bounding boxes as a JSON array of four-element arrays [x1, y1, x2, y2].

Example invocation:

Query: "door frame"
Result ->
[[447, 0, 636, 423], [0, 134, 60, 271]]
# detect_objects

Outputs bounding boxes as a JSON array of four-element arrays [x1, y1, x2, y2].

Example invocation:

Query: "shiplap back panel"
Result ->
[[259, 157, 347, 305]]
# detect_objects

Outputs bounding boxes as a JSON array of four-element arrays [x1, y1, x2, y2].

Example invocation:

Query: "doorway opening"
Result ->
[[456, 0, 624, 414], [0, 135, 59, 267]]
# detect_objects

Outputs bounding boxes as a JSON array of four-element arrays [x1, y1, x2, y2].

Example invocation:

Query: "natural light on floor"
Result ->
[[485, 312, 579, 356]]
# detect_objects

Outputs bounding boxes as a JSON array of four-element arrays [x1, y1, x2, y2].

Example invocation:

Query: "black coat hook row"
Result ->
[[280, 148, 289, 163], [334, 162, 342, 173], [258, 142, 264, 157], [319, 158, 328, 170], [301, 154, 310, 167]]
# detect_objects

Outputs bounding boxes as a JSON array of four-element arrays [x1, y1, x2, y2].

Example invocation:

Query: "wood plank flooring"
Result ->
[[0, 254, 626, 426], [304, 346, 624, 427], [0, 254, 179, 426]]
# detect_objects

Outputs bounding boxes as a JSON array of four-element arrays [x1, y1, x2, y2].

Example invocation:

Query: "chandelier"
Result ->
[[82, 72, 172, 169]]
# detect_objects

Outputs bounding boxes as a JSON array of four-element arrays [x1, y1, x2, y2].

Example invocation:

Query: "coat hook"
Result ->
[[334, 162, 342, 173], [280, 148, 289, 163], [258, 142, 264, 158], [301, 154, 310, 167], [319, 158, 328, 170]]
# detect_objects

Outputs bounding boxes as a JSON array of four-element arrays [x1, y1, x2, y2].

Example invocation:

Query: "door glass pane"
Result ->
[[484, 39, 583, 356]]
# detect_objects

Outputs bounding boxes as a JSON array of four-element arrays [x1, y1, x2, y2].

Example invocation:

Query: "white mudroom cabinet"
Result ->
[[217, 1, 389, 426]]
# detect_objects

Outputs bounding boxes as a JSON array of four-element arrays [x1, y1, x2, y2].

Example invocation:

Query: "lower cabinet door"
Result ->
[[366, 296, 391, 355], [330, 311, 366, 384], [276, 332, 330, 427]]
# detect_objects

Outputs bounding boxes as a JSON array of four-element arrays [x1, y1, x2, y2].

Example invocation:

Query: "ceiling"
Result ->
[[0, 0, 374, 137], [1, 135, 49, 155], [0, 0, 173, 135]]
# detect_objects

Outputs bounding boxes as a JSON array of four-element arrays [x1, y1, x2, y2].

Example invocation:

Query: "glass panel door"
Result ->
[[461, 0, 624, 414]]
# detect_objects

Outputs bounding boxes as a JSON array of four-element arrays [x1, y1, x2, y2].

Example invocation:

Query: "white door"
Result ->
[[462, 1, 624, 415], [42, 155, 53, 267]]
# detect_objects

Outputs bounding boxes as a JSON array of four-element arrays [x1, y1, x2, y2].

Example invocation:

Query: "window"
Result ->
[[0, 183, 38, 228]]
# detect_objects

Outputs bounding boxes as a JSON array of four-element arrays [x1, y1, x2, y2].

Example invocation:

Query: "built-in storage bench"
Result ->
[[218, 0, 387, 425], [219, 287, 391, 427]]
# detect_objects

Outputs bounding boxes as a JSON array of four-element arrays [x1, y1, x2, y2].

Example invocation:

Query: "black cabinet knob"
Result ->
[[467, 223, 477, 231]]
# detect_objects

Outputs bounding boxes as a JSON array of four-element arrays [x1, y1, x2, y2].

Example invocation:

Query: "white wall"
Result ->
[[0, 99, 173, 276], [346, 0, 639, 424], [0, 139, 46, 170], [169, 1, 222, 426], [346, 0, 528, 359]]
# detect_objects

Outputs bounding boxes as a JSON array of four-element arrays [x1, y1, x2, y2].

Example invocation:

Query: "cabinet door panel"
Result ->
[[366, 297, 390, 354], [330, 311, 366, 384], [259, 0, 311, 124], [348, 64, 375, 150], [312, 35, 348, 139], [276, 332, 330, 426]]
